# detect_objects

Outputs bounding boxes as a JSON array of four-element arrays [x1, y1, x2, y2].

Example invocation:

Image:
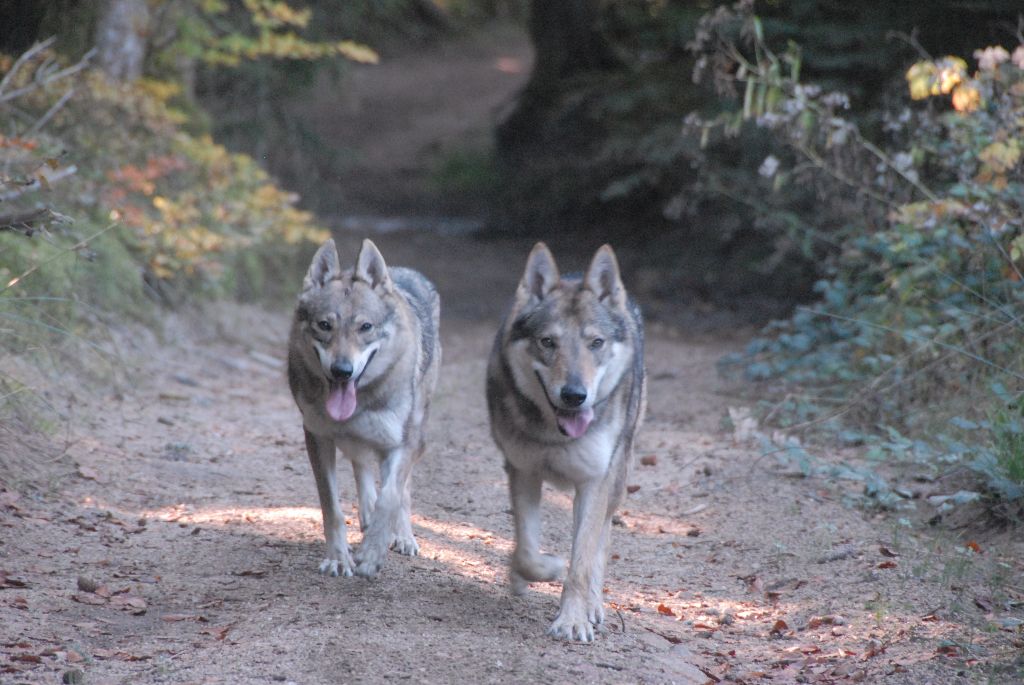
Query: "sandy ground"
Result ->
[[2, 19, 1023, 685], [2, 227, 1023, 684]]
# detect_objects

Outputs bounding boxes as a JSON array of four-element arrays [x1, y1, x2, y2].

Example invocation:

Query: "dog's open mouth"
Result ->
[[325, 380, 358, 422], [555, 407, 594, 439]]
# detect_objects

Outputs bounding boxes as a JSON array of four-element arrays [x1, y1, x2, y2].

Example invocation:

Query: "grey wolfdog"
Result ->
[[288, 238, 441, 579], [486, 243, 647, 641]]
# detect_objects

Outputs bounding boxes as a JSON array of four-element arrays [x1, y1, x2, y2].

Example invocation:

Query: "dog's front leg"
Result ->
[[508, 464, 565, 595], [304, 429, 354, 577], [354, 447, 412, 577], [548, 478, 609, 642]]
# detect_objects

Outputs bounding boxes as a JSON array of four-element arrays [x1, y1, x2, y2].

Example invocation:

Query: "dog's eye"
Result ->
[[316, 319, 332, 332], [539, 337, 555, 349], [359, 322, 373, 332], [589, 338, 605, 350]]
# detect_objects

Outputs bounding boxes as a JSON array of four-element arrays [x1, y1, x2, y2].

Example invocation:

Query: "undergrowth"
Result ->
[[688, 3, 1024, 516], [0, 42, 328, 437]]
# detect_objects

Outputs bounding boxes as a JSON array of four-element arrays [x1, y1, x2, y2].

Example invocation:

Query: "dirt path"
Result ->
[[2, 229, 1022, 684]]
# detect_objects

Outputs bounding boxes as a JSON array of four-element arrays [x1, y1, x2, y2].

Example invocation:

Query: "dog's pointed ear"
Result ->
[[303, 239, 341, 291], [354, 238, 393, 292], [516, 242, 560, 305], [584, 244, 625, 308]]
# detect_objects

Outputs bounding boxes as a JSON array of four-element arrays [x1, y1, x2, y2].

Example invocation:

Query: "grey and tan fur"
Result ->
[[288, 238, 440, 578], [486, 242, 646, 642]]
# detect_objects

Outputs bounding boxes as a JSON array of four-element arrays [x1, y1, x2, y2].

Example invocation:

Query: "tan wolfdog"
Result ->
[[288, 238, 440, 578], [486, 243, 646, 641]]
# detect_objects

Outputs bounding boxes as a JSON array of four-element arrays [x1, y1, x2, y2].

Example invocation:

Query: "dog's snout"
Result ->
[[560, 384, 587, 407], [330, 359, 354, 381]]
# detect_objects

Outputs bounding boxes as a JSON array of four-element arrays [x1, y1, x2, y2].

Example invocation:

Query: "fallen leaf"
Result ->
[[770, 619, 789, 636], [77, 465, 99, 481], [626, 484, 641, 494], [200, 624, 232, 641], [71, 592, 107, 606], [10, 654, 42, 663], [965, 540, 983, 554], [921, 613, 940, 622], [161, 613, 199, 622], [640, 455, 658, 466], [657, 603, 676, 617], [233, 569, 266, 578], [807, 614, 845, 629], [110, 595, 147, 614], [877, 561, 897, 569], [878, 546, 899, 557], [0, 571, 29, 589]]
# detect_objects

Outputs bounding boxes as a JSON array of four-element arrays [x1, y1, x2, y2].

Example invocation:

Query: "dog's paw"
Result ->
[[547, 605, 596, 643], [588, 601, 606, 627], [353, 544, 387, 578], [512, 552, 565, 584], [389, 534, 419, 557], [318, 557, 354, 578], [509, 569, 529, 597]]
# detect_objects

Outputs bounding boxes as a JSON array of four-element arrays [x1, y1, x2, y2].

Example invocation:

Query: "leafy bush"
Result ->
[[0, 45, 329, 316], [689, 4, 1024, 507]]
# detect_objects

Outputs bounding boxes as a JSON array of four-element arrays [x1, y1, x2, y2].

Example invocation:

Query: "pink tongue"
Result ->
[[325, 381, 357, 422], [557, 407, 594, 439]]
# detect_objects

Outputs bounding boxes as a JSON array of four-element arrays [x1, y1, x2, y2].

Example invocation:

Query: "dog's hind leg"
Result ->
[[350, 452, 378, 533], [354, 447, 413, 577], [586, 517, 612, 628], [304, 429, 354, 578], [508, 465, 565, 596], [387, 468, 418, 556]]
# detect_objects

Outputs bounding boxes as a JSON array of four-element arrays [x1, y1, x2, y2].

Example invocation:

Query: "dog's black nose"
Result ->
[[560, 385, 587, 407], [330, 360, 354, 381]]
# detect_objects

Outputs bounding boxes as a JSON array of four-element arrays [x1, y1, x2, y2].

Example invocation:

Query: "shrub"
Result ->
[[687, 4, 1024, 506]]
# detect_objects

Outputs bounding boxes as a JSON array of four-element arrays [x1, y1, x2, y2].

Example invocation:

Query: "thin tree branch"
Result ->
[[0, 165, 78, 202]]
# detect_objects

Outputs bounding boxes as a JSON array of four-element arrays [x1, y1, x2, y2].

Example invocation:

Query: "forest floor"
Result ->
[[2, 22, 1024, 685]]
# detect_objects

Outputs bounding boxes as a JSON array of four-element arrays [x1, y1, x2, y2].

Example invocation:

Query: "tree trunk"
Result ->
[[497, 0, 617, 160], [528, 0, 616, 84], [94, 0, 150, 82]]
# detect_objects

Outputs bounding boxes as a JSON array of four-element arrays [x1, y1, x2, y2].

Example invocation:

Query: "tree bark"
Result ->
[[94, 0, 150, 82]]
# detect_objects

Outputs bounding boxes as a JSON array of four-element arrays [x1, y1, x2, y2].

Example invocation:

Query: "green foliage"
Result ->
[[693, 4, 1024, 506], [0, 45, 329, 321]]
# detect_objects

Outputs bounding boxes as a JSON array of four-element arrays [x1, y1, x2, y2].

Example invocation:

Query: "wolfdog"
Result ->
[[486, 243, 646, 641], [288, 238, 441, 578]]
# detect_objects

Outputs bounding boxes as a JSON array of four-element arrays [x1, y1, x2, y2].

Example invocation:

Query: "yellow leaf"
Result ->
[[906, 62, 935, 100], [978, 140, 1021, 173], [951, 83, 981, 112], [337, 40, 379, 65]]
